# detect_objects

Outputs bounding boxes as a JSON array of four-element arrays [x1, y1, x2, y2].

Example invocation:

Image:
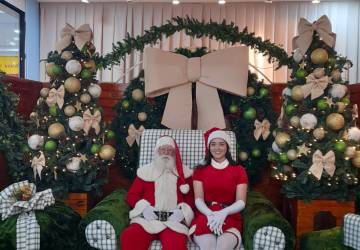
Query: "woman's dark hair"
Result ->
[[196, 142, 237, 168]]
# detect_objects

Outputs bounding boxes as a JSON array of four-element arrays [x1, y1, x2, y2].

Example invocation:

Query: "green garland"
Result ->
[[0, 72, 27, 182], [111, 47, 275, 186], [95, 16, 290, 70]]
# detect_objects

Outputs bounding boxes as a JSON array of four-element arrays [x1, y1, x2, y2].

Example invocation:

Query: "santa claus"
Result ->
[[120, 136, 194, 250]]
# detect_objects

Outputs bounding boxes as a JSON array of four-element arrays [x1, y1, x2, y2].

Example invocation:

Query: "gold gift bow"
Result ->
[[83, 109, 101, 135], [143, 47, 248, 130], [301, 73, 329, 100], [126, 124, 145, 147], [46, 85, 65, 108], [56, 23, 93, 52], [292, 15, 336, 55], [309, 149, 336, 180], [254, 119, 271, 140]]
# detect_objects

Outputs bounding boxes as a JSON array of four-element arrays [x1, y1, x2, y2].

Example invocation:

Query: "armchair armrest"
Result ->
[[242, 191, 295, 250]]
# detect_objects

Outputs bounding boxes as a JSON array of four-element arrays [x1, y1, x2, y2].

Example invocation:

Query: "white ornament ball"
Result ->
[[290, 116, 300, 128], [300, 113, 318, 130], [282, 87, 291, 97], [80, 93, 91, 104], [40, 88, 50, 98], [293, 48, 303, 63], [88, 84, 102, 98], [65, 60, 82, 75], [27, 134, 44, 150], [69, 116, 84, 132], [313, 68, 325, 79], [272, 142, 282, 153], [138, 112, 147, 122], [64, 105, 76, 117], [66, 157, 81, 173], [330, 84, 347, 99], [287, 149, 298, 161], [348, 127, 360, 142], [61, 51, 73, 61]]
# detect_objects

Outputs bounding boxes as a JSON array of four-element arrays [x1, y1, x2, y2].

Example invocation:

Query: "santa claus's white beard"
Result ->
[[154, 155, 178, 211]]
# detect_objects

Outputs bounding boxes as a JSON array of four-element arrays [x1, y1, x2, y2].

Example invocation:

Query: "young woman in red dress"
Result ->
[[191, 128, 248, 250]]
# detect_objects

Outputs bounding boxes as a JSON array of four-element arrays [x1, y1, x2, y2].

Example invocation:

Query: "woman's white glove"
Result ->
[[142, 205, 157, 220], [168, 208, 185, 222]]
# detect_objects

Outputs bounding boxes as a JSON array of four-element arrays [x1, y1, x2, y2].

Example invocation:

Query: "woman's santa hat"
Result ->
[[204, 127, 231, 154], [154, 136, 189, 194]]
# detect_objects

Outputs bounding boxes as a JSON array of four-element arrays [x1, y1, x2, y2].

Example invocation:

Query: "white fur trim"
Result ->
[[180, 184, 190, 194], [178, 202, 194, 226], [155, 136, 175, 150], [208, 131, 231, 147], [129, 199, 150, 219]]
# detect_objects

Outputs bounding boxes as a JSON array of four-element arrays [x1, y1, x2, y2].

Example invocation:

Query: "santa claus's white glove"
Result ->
[[142, 205, 157, 220], [208, 210, 227, 235], [168, 208, 185, 222]]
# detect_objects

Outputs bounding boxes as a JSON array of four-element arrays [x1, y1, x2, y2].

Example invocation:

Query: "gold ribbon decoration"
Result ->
[[83, 109, 101, 135], [126, 124, 145, 147], [31, 152, 45, 180], [56, 23, 93, 52], [46, 85, 65, 108], [254, 119, 271, 141], [301, 73, 329, 100], [309, 150, 336, 180], [353, 104, 358, 120], [293, 15, 336, 55], [144, 47, 248, 130]]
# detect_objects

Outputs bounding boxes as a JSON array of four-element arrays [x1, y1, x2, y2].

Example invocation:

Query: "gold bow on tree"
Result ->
[[56, 23, 93, 52], [144, 47, 248, 130], [309, 150, 336, 180], [293, 15, 336, 55], [31, 152, 45, 180], [254, 119, 271, 141], [126, 124, 145, 147], [83, 109, 101, 135], [301, 73, 329, 100], [46, 85, 65, 108]]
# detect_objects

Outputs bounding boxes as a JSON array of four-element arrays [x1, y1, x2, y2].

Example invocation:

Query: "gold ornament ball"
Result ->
[[30, 112, 38, 120], [40, 88, 50, 98], [326, 113, 345, 131], [61, 51, 73, 61], [64, 77, 81, 93], [45, 62, 55, 77], [287, 149, 298, 161], [345, 146, 356, 159], [247, 87, 255, 96], [80, 93, 91, 104], [239, 151, 248, 161], [138, 112, 147, 122], [48, 123, 65, 139], [337, 102, 346, 113], [275, 132, 290, 148], [313, 128, 325, 140], [84, 60, 97, 72], [331, 69, 341, 82], [352, 151, 360, 168], [132, 89, 144, 101], [291, 86, 304, 101], [290, 116, 300, 128], [313, 68, 325, 78], [99, 145, 116, 160], [311, 48, 329, 65], [64, 105, 76, 116]]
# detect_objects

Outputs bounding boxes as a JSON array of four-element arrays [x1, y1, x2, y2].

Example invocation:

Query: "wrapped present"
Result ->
[[0, 181, 81, 250]]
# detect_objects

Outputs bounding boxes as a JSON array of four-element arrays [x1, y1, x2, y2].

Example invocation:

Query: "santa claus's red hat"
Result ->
[[204, 127, 231, 154], [154, 136, 189, 194]]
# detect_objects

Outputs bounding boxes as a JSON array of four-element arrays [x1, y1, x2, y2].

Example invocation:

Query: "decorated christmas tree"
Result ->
[[112, 47, 275, 185], [23, 24, 115, 197], [269, 16, 358, 200]]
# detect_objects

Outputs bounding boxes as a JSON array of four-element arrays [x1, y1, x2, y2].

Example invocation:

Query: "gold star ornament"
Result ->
[[297, 143, 311, 156]]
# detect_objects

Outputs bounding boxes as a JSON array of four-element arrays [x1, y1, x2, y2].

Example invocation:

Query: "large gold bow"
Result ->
[[309, 150, 336, 180], [46, 85, 65, 108], [301, 73, 329, 100], [293, 15, 336, 55], [126, 124, 145, 147], [144, 47, 248, 130], [83, 109, 101, 135], [56, 23, 93, 52], [31, 152, 45, 180], [254, 119, 271, 141]]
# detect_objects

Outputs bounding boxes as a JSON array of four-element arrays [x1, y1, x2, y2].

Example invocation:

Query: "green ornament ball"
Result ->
[[90, 144, 101, 154], [243, 107, 257, 120], [328, 57, 336, 67], [334, 140, 346, 152], [341, 96, 350, 106], [122, 99, 130, 109], [285, 104, 296, 116], [81, 69, 93, 80], [49, 106, 57, 116], [21, 144, 30, 153], [268, 152, 278, 161], [251, 148, 261, 158], [295, 69, 307, 79], [44, 140, 57, 152], [229, 104, 238, 114], [317, 99, 329, 111], [52, 64, 62, 76], [106, 130, 115, 140], [259, 87, 269, 97], [279, 152, 289, 164]]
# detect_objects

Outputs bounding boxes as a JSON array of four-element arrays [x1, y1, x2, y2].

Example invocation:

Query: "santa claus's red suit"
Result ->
[[120, 136, 194, 250]]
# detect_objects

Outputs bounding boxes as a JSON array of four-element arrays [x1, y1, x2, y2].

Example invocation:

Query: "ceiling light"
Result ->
[[172, 0, 180, 4], [312, 0, 320, 3], [14, 29, 19, 34], [81, 0, 89, 3], [265, 0, 272, 3], [13, 37, 19, 41], [0, 10, 4, 14], [218, 0, 226, 4], [9, 42, 16, 46]]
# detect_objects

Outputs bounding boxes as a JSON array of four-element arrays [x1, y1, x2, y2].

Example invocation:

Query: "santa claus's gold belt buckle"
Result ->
[[155, 211, 173, 221]]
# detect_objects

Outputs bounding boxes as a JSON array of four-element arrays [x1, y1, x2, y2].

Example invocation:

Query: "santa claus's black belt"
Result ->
[[206, 201, 229, 208], [154, 211, 173, 221]]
